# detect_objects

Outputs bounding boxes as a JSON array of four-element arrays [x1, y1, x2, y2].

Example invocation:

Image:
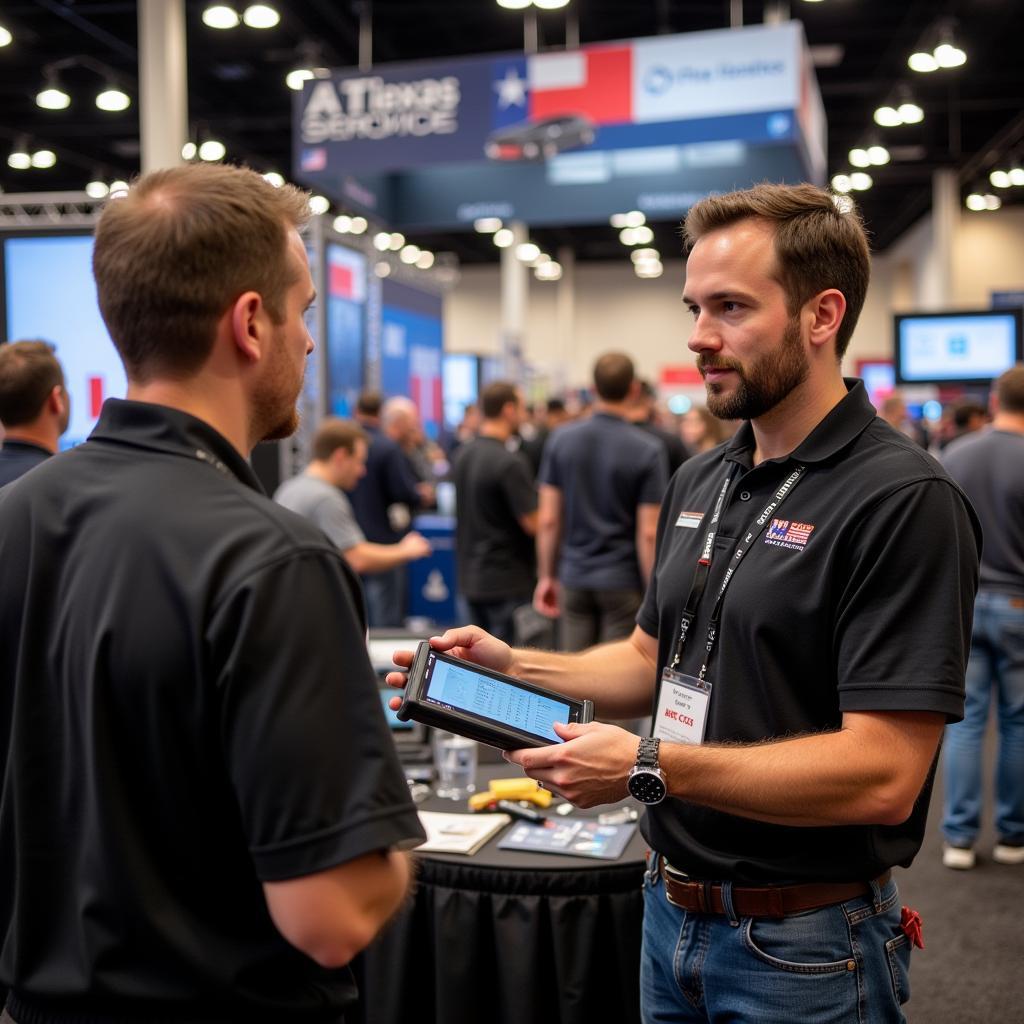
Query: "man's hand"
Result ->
[[533, 576, 560, 618], [384, 625, 511, 711], [503, 721, 639, 808], [399, 531, 432, 561]]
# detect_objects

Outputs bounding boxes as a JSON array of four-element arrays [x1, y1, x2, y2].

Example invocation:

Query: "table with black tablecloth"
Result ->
[[349, 765, 647, 1024]]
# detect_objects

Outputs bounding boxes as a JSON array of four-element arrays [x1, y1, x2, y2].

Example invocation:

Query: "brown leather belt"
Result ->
[[661, 860, 891, 919]]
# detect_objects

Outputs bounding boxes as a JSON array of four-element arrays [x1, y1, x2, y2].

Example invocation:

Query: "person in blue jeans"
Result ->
[[940, 365, 1024, 869], [388, 184, 980, 1023]]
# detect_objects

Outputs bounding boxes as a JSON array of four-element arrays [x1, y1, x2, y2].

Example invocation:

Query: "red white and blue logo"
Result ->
[[764, 518, 815, 551]]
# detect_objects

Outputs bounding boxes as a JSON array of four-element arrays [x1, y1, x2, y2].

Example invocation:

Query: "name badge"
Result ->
[[653, 668, 711, 745]]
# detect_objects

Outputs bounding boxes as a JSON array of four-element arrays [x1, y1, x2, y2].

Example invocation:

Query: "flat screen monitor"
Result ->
[[325, 242, 367, 416], [894, 309, 1023, 385], [2, 232, 127, 449], [442, 352, 479, 429]]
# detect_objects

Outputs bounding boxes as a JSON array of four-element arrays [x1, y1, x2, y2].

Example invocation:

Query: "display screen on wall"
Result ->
[[380, 278, 443, 440], [443, 353, 479, 429], [894, 309, 1023, 384], [325, 242, 367, 416], [2, 233, 127, 450]]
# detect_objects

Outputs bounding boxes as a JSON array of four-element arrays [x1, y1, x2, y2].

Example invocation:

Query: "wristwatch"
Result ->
[[627, 737, 668, 805]]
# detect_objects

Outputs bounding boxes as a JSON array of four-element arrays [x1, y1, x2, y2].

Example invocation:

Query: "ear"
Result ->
[[805, 289, 847, 353], [229, 291, 268, 364], [46, 384, 64, 415]]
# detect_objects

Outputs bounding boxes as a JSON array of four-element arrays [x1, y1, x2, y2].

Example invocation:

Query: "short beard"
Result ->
[[700, 317, 809, 421]]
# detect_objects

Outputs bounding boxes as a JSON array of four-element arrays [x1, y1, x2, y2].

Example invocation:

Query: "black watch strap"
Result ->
[[636, 736, 661, 769]]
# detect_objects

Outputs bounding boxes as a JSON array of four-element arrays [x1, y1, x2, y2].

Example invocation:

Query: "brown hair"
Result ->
[[996, 365, 1024, 414], [92, 163, 309, 381], [682, 183, 871, 359], [0, 340, 64, 427], [356, 390, 383, 417], [312, 418, 367, 461], [593, 351, 635, 402], [481, 380, 519, 419]]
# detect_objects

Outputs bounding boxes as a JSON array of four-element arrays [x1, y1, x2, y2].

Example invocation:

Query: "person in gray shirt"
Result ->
[[275, 418, 431, 575], [940, 364, 1024, 869]]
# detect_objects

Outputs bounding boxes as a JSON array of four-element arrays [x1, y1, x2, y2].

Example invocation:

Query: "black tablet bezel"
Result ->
[[397, 642, 594, 750]]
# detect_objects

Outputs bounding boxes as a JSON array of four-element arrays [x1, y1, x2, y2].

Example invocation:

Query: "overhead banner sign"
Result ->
[[294, 21, 825, 227]]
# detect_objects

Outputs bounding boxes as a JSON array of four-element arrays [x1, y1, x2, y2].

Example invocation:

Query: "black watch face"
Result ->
[[628, 769, 667, 804]]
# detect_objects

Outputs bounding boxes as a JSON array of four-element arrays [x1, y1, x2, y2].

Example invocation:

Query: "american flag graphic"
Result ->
[[765, 519, 815, 548]]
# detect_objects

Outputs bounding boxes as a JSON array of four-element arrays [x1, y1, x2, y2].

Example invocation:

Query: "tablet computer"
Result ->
[[396, 642, 594, 750]]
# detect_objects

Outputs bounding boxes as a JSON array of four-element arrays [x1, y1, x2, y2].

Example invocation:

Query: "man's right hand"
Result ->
[[385, 625, 512, 710], [399, 530, 432, 561], [533, 576, 560, 618]]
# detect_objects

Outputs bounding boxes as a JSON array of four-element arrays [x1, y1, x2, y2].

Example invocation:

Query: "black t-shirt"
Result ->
[[349, 426, 422, 544], [0, 400, 425, 1023], [637, 380, 981, 884], [0, 438, 51, 488], [451, 436, 537, 601], [538, 412, 669, 590], [633, 419, 688, 477]]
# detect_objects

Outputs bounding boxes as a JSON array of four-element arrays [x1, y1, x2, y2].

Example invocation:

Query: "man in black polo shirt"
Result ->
[[0, 164, 424, 1024], [451, 380, 537, 644], [0, 340, 69, 487], [389, 183, 980, 1023]]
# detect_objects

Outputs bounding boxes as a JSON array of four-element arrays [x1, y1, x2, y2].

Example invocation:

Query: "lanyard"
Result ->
[[669, 463, 807, 676]]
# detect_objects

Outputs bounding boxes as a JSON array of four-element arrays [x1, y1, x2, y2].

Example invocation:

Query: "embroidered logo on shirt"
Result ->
[[675, 511, 704, 529], [764, 518, 815, 551]]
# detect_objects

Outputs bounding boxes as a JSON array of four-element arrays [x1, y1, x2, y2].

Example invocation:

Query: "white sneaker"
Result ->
[[942, 843, 976, 870], [993, 843, 1024, 865]]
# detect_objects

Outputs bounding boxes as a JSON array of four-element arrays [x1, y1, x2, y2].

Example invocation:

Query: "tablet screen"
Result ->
[[423, 651, 570, 744]]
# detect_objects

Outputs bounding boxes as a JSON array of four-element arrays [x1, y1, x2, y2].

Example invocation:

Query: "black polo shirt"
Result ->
[[0, 438, 51, 488], [0, 399, 425, 1023], [637, 380, 981, 884], [451, 436, 537, 602]]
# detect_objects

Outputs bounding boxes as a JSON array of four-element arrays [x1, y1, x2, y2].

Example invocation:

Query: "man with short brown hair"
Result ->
[[0, 340, 69, 487], [0, 163, 423, 1023]]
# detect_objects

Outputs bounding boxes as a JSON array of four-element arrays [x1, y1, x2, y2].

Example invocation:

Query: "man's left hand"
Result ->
[[504, 721, 638, 808]]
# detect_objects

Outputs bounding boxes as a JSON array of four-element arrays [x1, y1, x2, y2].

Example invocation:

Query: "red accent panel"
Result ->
[[89, 376, 104, 418], [329, 263, 354, 299], [530, 46, 633, 126]]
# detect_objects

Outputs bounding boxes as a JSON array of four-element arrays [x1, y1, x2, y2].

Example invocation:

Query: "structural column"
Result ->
[[138, 0, 188, 172], [500, 220, 528, 380], [924, 167, 959, 309]]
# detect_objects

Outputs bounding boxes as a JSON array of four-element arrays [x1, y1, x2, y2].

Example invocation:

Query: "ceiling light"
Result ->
[[531, 252, 550, 268], [333, 215, 352, 233], [833, 194, 854, 214], [31, 149, 57, 168], [0, 24, 12, 47], [631, 248, 660, 263], [373, 232, 391, 251], [831, 173, 852, 194], [96, 86, 131, 112], [632, 225, 654, 245], [85, 179, 110, 199], [873, 106, 902, 128], [36, 81, 71, 111], [849, 172, 873, 191], [416, 251, 435, 270], [624, 210, 646, 228], [933, 42, 966, 69], [535, 261, 562, 281], [349, 216, 367, 234], [109, 180, 130, 196], [849, 148, 871, 168], [474, 217, 502, 233], [965, 193, 986, 212], [242, 4, 280, 28], [388, 232, 405, 251], [1009, 167, 1024, 187], [516, 242, 541, 263], [984, 194, 1002, 210], [374, 261, 392, 278], [533, 0, 571, 8], [182, 141, 197, 160], [908, 51, 938, 73], [635, 260, 664, 279], [619, 227, 638, 245], [7, 149, 31, 170], [990, 169, 1011, 189], [262, 170, 284, 187], [609, 213, 630, 228], [309, 195, 330, 215], [198, 139, 226, 161], [496, 0, 532, 8], [897, 101, 924, 124], [400, 244, 421, 264], [286, 68, 314, 91], [202, 4, 240, 29], [867, 145, 890, 165], [493, 228, 514, 248]]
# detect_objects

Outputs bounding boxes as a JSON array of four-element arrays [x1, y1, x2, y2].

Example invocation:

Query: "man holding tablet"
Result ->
[[389, 183, 980, 1023]]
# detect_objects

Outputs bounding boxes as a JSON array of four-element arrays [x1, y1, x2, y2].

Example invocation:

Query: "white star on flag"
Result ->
[[494, 68, 527, 109]]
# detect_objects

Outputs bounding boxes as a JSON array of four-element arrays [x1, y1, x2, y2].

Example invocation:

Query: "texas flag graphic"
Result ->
[[491, 46, 633, 132]]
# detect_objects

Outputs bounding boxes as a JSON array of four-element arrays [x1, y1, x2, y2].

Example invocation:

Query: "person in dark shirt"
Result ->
[[0, 340, 69, 487], [627, 378, 688, 477], [0, 163, 423, 1024], [451, 381, 538, 644]]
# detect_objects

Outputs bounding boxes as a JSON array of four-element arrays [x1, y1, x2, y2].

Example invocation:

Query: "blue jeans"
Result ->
[[640, 859, 911, 1023], [942, 590, 1024, 846], [361, 566, 406, 628], [467, 597, 528, 646]]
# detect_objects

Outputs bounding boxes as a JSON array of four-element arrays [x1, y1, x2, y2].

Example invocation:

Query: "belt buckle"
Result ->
[[662, 860, 690, 882]]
